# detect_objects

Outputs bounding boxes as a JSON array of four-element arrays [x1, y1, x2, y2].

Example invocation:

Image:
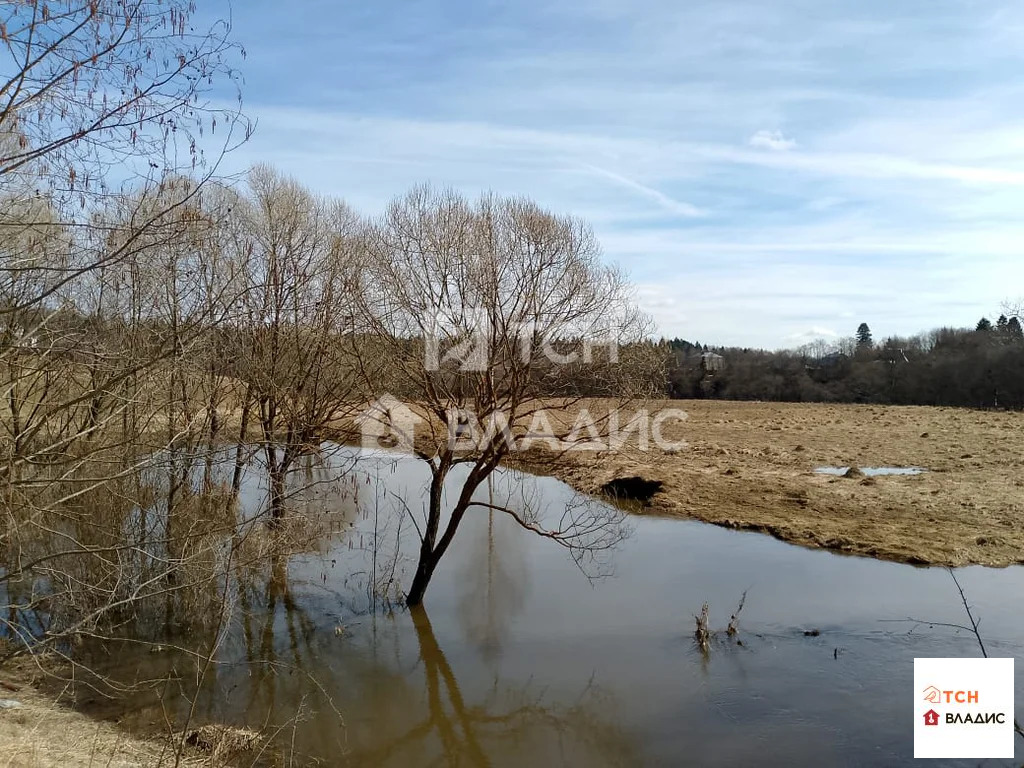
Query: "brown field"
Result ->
[[526, 399, 1024, 568]]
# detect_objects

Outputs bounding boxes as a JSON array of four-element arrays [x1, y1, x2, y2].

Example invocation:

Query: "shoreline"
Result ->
[[513, 399, 1024, 569], [0, 659, 181, 768], [0, 658, 260, 767], [335, 397, 1024, 568]]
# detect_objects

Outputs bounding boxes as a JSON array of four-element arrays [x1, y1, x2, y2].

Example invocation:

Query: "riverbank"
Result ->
[[0, 658, 258, 767], [336, 397, 1024, 567], [526, 399, 1024, 567], [0, 663, 169, 767]]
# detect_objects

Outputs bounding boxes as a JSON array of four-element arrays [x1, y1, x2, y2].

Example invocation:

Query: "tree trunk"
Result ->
[[405, 554, 437, 607], [405, 465, 448, 606], [404, 459, 492, 607], [268, 463, 286, 524], [230, 384, 253, 496], [405, 500, 476, 606], [203, 386, 220, 491]]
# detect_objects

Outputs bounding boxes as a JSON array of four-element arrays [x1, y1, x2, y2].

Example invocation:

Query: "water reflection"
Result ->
[[346, 607, 639, 768], [90, 573, 639, 766], [30, 446, 1024, 766], [455, 500, 528, 661], [814, 466, 926, 476]]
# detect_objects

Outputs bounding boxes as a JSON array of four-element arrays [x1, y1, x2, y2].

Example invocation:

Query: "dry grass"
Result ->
[[0, 653, 262, 768], [528, 399, 1024, 567], [0, 669, 197, 768]]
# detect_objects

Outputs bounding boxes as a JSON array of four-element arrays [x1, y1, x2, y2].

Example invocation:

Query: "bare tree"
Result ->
[[232, 166, 363, 522], [0, 1, 247, 200], [356, 186, 660, 606], [0, 0, 251, 661]]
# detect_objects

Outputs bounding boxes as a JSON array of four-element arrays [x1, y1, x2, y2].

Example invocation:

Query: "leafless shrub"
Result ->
[[353, 186, 658, 605], [228, 166, 365, 521]]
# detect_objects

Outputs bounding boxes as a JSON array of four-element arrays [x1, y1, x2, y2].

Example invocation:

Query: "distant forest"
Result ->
[[665, 317, 1024, 409]]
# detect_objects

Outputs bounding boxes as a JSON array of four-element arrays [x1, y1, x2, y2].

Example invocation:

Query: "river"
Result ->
[[76, 446, 1024, 766]]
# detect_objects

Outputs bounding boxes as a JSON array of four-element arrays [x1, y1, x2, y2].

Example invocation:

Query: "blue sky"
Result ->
[[211, 0, 1024, 348]]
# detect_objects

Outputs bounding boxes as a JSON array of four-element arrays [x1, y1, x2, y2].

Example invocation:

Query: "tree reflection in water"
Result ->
[[455, 505, 528, 662], [137, 557, 640, 767], [347, 607, 640, 768], [38, 455, 641, 766], [210, 521, 637, 767]]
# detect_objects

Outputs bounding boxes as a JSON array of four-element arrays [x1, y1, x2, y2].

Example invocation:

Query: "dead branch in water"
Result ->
[[726, 590, 748, 636], [693, 590, 750, 654], [947, 569, 987, 656], [884, 569, 1024, 742], [694, 603, 710, 655], [946, 569, 1024, 742]]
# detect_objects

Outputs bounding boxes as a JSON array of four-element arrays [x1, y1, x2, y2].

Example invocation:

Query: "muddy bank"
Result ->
[[514, 399, 1024, 568]]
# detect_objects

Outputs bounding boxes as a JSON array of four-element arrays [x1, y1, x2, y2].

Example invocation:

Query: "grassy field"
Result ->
[[537, 399, 1024, 568]]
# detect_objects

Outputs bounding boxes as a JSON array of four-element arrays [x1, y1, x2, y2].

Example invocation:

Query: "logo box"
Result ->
[[914, 657, 1015, 759]]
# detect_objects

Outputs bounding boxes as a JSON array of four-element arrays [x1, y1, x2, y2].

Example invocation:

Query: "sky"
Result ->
[[207, 0, 1024, 348]]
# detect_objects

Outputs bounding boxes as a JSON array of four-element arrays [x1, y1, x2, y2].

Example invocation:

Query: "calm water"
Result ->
[[815, 466, 927, 476], [85, 448, 1023, 766]]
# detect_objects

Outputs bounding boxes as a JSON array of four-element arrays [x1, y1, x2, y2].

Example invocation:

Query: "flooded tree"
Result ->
[[230, 166, 364, 521], [0, 0, 249, 655], [356, 186, 661, 606]]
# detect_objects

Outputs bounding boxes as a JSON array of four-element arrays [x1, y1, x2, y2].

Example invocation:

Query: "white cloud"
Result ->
[[748, 130, 798, 152], [238, 108, 1024, 192]]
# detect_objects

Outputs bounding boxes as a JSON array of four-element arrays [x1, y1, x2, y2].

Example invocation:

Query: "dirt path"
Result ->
[[528, 400, 1024, 568]]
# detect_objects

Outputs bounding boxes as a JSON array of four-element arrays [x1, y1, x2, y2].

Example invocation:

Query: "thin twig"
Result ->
[[948, 569, 987, 658], [946, 568, 1023, 741]]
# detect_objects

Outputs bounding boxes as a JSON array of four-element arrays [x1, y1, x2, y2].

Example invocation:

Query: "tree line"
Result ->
[[664, 319, 1024, 409]]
